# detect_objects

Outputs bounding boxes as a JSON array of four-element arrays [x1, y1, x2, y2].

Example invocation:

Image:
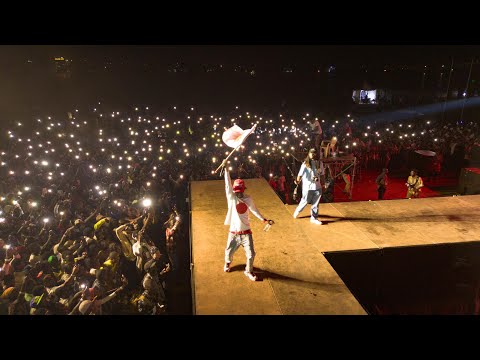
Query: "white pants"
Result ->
[[225, 233, 256, 273], [295, 189, 321, 219]]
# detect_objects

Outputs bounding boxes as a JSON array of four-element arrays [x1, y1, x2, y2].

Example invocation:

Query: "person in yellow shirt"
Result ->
[[94, 216, 110, 231], [406, 169, 424, 199]]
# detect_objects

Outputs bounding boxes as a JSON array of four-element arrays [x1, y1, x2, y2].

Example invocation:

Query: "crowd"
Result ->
[[1, 103, 479, 314]]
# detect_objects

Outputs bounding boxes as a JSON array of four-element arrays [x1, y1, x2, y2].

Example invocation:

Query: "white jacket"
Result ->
[[224, 169, 265, 232]]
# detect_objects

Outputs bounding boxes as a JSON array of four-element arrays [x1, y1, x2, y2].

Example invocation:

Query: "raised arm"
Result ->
[[224, 165, 233, 196], [58, 225, 76, 247], [84, 200, 104, 224]]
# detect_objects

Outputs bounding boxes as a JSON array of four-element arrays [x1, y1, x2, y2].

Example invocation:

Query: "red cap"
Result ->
[[233, 179, 246, 193]]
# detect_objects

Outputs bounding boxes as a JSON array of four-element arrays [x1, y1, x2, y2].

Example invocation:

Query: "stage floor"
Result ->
[[190, 177, 480, 315]]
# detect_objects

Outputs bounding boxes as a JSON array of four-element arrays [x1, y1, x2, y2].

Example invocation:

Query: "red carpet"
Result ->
[[331, 171, 458, 202]]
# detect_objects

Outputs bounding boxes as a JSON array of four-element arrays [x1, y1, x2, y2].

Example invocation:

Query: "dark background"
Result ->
[[2, 45, 480, 126]]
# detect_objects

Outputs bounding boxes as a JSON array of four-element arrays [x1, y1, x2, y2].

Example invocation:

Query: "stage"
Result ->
[[189, 177, 480, 315]]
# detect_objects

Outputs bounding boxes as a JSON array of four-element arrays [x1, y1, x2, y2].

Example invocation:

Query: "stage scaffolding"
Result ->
[[322, 154, 357, 200]]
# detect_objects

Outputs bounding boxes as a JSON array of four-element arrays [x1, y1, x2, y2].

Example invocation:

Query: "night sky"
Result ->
[[1, 45, 479, 65], [1, 45, 480, 127]]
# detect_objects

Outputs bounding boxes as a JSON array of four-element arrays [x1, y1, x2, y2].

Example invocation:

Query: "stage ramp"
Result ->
[[190, 177, 480, 315], [190, 177, 367, 315]]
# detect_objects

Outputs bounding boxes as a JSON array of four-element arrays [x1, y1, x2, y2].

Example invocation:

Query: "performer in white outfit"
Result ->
[[221, 163, 272, 281], [293, 148, 325, 224]]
